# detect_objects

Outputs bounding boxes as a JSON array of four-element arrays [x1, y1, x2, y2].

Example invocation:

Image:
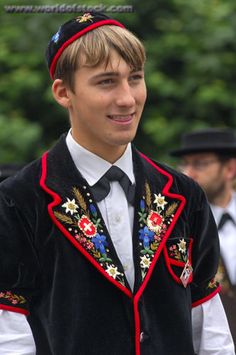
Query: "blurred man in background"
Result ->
[[170, 128, 236, 345]]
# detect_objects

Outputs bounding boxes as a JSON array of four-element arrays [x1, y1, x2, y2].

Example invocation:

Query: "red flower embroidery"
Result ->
[[147, 211, 163, 233]]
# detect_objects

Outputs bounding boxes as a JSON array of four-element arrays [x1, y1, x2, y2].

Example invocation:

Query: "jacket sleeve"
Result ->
[[0, 191, 39, 315], [189, 187, 221, 307]]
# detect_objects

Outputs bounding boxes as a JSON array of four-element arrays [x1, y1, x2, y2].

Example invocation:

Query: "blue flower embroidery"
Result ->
[[139, 226, 155, 248], [89, 204, 97, 218], [140, 199, 145, 211], [92, 233, 108, 256]]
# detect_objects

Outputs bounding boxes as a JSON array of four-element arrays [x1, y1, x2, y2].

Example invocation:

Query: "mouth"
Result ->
[[107, 113, 135, 124]]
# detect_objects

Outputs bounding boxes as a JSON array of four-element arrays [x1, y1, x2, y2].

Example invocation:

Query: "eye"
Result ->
[[97, 78, 115, 86], [129, 73, 144, 82]]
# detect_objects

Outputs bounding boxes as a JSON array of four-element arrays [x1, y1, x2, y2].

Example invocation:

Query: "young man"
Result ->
[[0, 13, 234, 355], [171, 128, 236, 345]]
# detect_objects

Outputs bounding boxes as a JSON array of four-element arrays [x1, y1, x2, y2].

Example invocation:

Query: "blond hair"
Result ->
[[54, 25, 146, 90]]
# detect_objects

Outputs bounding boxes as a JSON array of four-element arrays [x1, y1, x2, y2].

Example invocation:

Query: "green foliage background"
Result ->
[[0, 0, 236, 165]]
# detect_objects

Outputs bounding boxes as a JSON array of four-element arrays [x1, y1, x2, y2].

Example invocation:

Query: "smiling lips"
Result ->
[[107, 113, 135, 123]]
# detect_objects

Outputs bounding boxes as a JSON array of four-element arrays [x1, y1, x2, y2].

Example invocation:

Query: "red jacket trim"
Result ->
[[192, 285, 221, 308], [0, 304, 29, 316]]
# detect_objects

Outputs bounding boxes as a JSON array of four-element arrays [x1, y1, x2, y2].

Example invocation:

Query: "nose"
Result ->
[[115, 81, 136, 107]]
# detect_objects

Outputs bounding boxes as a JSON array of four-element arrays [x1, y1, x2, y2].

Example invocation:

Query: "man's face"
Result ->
[[179, 152, 228, 202], [66, 50, 147, 162]]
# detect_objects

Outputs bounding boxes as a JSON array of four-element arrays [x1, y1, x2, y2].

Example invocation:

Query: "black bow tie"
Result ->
[[90, 166, 135, 205], [218, 212, 235, 231]]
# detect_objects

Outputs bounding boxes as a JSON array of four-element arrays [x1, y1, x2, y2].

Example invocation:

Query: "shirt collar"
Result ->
[[210, 192, 236, 224], [66, 130, 135, 186]]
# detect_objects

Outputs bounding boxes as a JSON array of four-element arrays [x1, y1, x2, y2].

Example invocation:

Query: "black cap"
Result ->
[[45, 12, 124, 79], [170, 128, 236, 157]]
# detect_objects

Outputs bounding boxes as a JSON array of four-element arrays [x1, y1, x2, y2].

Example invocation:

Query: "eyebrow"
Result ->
[[91, 72, 119, 80], [90, 68, 144, 81]]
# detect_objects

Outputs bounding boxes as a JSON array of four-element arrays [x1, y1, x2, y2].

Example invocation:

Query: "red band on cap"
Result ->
[[50, 19, 125, 79]]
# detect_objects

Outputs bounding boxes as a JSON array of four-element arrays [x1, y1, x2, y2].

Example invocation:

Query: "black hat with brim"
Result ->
[[170, 128, 236, 157]]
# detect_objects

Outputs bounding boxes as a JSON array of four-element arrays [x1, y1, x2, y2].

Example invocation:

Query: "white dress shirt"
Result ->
[[0, 131, 234, 354], [211, 193, 236, 285]]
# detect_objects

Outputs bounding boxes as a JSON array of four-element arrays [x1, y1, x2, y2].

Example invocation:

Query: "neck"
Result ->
[[71, 131, 128, 163], [211, 189, 233, 208], [89, 145, 127, 164]]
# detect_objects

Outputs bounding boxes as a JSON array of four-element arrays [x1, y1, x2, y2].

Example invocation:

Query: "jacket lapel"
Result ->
[[40, 135, 132, 297], [132, 150, 186, 295]]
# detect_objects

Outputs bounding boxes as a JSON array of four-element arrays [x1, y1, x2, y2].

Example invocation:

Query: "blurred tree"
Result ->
[[0, 0, 236, 166], [131, 0, 236, 164], [0, 114, 42, 163]]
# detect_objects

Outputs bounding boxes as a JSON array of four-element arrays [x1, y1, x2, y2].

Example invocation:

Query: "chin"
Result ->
[[113, 136, 135, 147]]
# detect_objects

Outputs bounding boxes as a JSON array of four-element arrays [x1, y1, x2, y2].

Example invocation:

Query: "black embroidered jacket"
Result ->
[[0, 135, 220, 355]]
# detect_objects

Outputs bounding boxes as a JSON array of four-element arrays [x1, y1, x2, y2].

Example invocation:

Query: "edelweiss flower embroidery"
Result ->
[[62, 198, 79, 215], [153, 193, 168, 210], [177, 239, 186, 253], [140, 255, 151, 269], [106, 264, 121, 279], [76, 13, 94, 23]]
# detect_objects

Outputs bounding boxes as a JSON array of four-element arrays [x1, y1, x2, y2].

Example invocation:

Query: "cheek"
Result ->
[[139, 84, 147, 102]]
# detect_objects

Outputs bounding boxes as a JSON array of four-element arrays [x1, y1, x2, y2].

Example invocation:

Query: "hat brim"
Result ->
[[170, 146, 236, 157]]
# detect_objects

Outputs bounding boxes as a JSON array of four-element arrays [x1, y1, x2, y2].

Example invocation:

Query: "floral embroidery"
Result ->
[[168, 239, 188, 263], [0, 291, 26, 305], [139, 226, 155, 253], [62, 198, 79, 215], [177, 239, 186, 253], [53, 179, 180, 288], [207, 277, 219, 289], [106, 264, 122, 279], [153, 193, 168, 210], [147, 211, 163, 233], [216, 259, 232, 296], [140, 255, 151, 269], [54, 186, 125, 286], [138, 182, 178, 280], [76, 13, 94, 23], [202, 276, 220, 298]]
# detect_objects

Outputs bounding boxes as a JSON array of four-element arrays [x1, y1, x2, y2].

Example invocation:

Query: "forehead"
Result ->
[[80, 50, 142, 75], [182, 152, 218, 161]]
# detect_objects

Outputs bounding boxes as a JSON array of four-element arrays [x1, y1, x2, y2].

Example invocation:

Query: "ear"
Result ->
[[226, 159, 236, 180], [52, 79, 71, 108]]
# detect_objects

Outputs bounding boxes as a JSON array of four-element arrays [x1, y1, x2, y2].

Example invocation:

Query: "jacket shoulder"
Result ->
[[0, 158, 43, 201]]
